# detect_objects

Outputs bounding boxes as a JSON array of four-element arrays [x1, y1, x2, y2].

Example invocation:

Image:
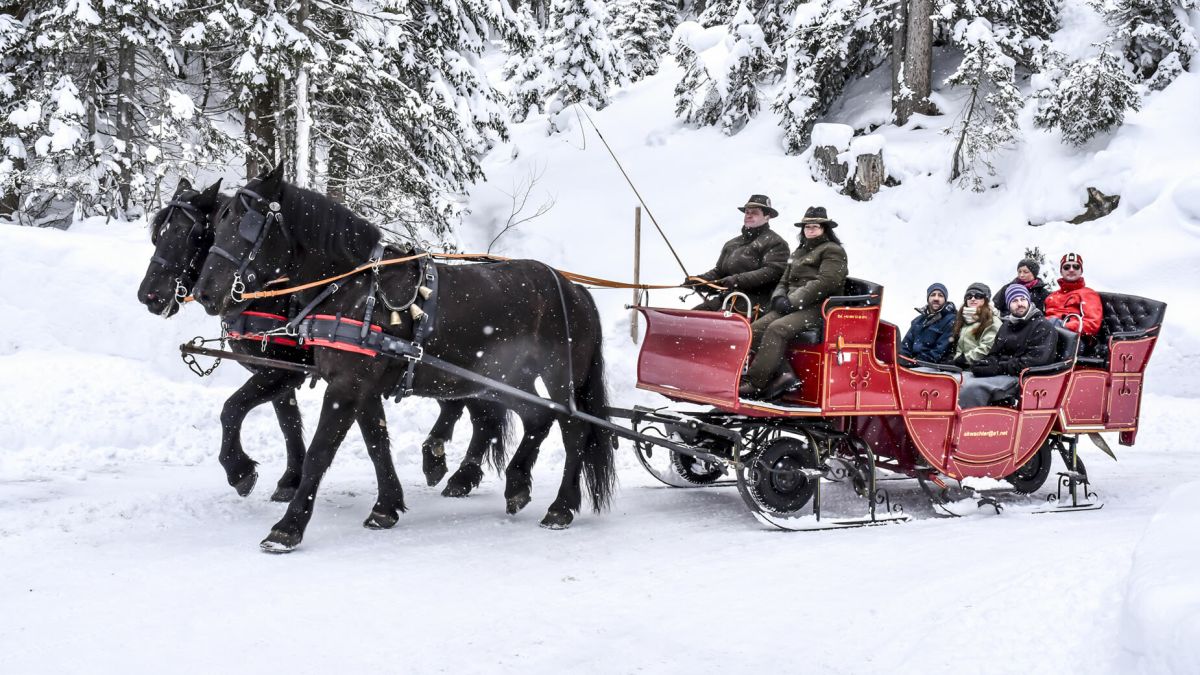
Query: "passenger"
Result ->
[[993, 258, 1050, 317], [738, 206, 848, 400], [950, 282, 1001, 368], [900, 282, 956, 363], [1044, 252, 1102, 336], [958, 285, 1057, 408], [688, 194, 790, 314]]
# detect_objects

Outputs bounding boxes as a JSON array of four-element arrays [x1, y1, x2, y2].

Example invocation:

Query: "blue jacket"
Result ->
[[901, 303, 957, 363]]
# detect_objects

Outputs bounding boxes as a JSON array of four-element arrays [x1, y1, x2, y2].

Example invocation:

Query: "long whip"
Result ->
[[575, 105, 691, 278]]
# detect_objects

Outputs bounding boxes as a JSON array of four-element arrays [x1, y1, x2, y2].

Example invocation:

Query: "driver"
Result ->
[[687, 194, 789, 315]]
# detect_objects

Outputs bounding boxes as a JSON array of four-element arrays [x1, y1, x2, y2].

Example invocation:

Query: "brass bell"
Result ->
[[389, 310, 402, 326]]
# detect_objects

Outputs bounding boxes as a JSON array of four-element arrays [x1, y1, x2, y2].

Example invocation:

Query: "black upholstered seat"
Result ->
[[791, 278, 884, 345], [1077, 292, 1166, 365]]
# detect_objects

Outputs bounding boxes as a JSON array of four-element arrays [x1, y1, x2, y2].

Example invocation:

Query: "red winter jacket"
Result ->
[[1044, 277, 1103, 335]]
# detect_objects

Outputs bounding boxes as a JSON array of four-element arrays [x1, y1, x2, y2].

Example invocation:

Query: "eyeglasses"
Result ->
[[1062, 263, 1081, 271], [965, 292, 987, 300]]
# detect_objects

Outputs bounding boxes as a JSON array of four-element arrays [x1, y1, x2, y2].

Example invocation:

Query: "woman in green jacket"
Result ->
[[950, 282, 1001, 368], [739, 206, 848, 400]]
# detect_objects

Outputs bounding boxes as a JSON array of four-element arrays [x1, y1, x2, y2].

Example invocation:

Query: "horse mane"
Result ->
[[277, 182, 383, 266]]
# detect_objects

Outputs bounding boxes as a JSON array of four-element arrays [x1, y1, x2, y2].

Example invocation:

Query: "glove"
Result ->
[[953, 355, 968, 369], [770, 296, 795, 315], [715, 276, 736, 290]]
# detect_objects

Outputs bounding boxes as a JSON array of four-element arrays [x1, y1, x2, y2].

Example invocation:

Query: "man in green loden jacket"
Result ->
[[689, 194, 790, 314], [739, 206, 849, 400]]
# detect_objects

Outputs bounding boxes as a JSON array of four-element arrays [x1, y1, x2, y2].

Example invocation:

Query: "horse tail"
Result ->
[[573, 290, 618, 513], [488, 408, 514, 474]]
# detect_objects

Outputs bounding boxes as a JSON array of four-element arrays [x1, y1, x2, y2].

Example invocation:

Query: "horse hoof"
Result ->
[[260, 530, 300, 553], [422, 441, 448, 487], [506, 492, 531, 515], [363, 510, 399, 530], [233, 471, 258, 498], [424, 463, 448, 487], [539, 509, 574, 530], [441, 483, 473, 498], [270, 485, 297, 502]]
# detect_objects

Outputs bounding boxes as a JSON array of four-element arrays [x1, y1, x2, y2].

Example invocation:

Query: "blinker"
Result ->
[[238, 209, 266, 242]]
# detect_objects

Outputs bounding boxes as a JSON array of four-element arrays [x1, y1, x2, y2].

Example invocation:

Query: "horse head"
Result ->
[[192, 163, 293, 316], [137, 177, 223, 318]]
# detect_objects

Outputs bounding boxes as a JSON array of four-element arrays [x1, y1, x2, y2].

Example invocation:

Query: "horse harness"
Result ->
[[150, 198, 208, 308]]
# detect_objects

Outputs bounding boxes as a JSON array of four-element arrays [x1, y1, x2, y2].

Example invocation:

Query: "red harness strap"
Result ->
[[225, 311, 302, 348]]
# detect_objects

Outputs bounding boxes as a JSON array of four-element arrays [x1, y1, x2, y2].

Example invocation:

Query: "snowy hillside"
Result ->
[[3, 1, 1200, 672]]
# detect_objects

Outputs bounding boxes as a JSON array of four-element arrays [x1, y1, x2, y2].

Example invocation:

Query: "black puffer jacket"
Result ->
[[970, 307, 1057, 377], [697, 225, 790, 308], [994, 278, 1050, 316]]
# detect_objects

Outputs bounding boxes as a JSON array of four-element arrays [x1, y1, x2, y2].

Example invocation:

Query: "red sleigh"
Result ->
[[626, 279, 1166, 528]]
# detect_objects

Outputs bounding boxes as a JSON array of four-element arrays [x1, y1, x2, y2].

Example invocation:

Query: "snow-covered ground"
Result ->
[[4, 5, 1200, 670]]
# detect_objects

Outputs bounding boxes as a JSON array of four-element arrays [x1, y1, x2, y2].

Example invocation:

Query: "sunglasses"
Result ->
[[965, 292, 987, 300], [1062, 263, 1081, 271]]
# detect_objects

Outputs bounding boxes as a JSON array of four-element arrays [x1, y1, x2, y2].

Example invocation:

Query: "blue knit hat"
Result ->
[[1005, 284, 1031, 307], [927, 282, 948, 299]]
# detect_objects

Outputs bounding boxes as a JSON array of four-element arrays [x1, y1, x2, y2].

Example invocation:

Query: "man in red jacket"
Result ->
[[1044, 252, 1103, 336]]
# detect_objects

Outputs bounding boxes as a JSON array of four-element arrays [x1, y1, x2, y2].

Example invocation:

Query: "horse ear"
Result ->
[[259, 162, 285, 195], [196, 179, 222, 209], [173, 177, 193, 197]]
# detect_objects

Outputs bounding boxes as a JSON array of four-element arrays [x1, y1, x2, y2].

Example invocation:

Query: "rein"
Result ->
[[191, 251, 721, 304]]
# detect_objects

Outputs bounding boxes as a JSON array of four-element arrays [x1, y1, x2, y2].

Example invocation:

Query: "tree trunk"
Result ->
[[848, 151, 885, 201], [293, 0, 312, 188], [893, 0, 935, 126], [891, 0, 908, 112], [811, 145, 849, 186], [245, 84, 277, 179], [115, 37, 137, 214]]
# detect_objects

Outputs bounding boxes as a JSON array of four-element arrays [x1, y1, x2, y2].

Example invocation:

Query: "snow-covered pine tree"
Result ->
[[1102, 0, 1197, 90], [1033, 47, 1140, 146], [0, 0, 236, 221], [314, 2, 485, 240], [672, 35, 724, 126], [534, 0, 629, 132], [946, 18, 1023, 190], [721, 4, 774, 134], [609, 0, 679, 81], [773, 0, 891, 154]]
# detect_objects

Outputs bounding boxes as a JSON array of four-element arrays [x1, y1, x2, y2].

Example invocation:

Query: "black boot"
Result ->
[[761, 362, 800, 401]]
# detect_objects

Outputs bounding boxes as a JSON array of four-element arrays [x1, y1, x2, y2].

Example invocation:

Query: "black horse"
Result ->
[[138, 178, 510, 503], [191, 165, 617, 551]]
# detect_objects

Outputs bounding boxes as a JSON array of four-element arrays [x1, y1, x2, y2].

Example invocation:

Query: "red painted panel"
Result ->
[[1062, 370, 1108, 426], [824, 352, 860, 411], [825, 306, 880, 347], [1109, 337, 1157, 374], [857, 351, 899, 410], [905, 416, 955, 472], [1020, 371, 1069, 411], [635, 308, 750, 407], [875, 321, 899, 365], [780, 348, 822, 406], [950, 408, 1020, 478], [896, 367, 958, 412], [1012, 411, 1056, 473], [1106, 375, 1142, 428]]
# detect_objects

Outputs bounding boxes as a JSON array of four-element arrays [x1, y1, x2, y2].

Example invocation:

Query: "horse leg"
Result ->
[[539, 417, 588, 529], [356, 396, 407, 530], [503, 407, 556, 515], [218, 369, 297, 497], [422, 399, 464, 487], [260, 385, 359, 553], [441, 399, 508, 498], [268, 385, 307, 502]]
